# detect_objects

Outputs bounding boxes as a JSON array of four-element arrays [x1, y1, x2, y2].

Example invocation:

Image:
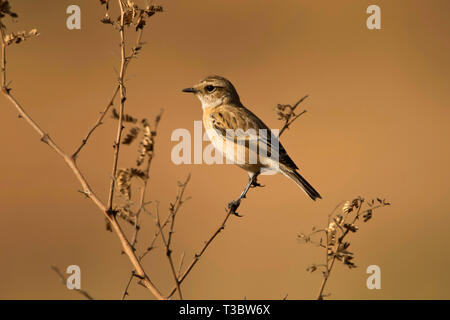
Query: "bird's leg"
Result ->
[[238, 174, 257, 200], [250, 175, 264, 188], [228, 174, 259, 216]]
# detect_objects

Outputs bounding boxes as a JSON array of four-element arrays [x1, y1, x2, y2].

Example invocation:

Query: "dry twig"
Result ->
[[154, 175, 191, 299], [0, 0, 164, 300], [121, 271, 136, 300], [298, 197, 391, 299], [107, 0, 128, 212], [276, 95, 308, 136]]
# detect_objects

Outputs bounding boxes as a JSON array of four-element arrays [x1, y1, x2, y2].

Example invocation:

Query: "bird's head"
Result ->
[[182, 75, 240, 109]]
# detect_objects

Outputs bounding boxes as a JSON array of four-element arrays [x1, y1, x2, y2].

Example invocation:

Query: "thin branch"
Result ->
[[73, 11, 146, 161], [130, 187, 145, 247], [121, 271, 135, 300], [151, 175, 191, 299], [107, 0, 128, 211], [1, 84, 163, 299], [168, 207, 234, 299], [51, 266, 94, 300], [131, 110, 163, 248], [155, 202, 183, 300], [1, 92, 106, 213], [315, 200, 390, 299], [177, 252, 185, 279], [0, 27, 6, 88], [0, 8, 164, 301], [139, 209, 170, 260], [316, 203, 363, 300], [72, 85, 120, 159], [128, 154, 152, 248], [138, 166, 185, 261], [278, 95, 308, 136], [279, 110, 307, 136], [167, 174, 191, 248]]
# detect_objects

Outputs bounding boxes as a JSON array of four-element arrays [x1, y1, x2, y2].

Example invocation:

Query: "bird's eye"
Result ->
[[205, 85, 215, 92]]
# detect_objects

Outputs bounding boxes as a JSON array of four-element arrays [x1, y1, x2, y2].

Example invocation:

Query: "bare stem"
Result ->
[[121, 271, 135, 300], [315, 201, 387, 299], [0, 10, 164, 301], [131, 111, 162, 248], [168, 208, 234, 299], [139, 211, 171, 260], [73, 18, 144, 161], [156, 203, 183, 300], [0, 27, 6, 88], [72, 85, 120, 159], [278, 95, 308, 136], [107, 0, 128, 211]]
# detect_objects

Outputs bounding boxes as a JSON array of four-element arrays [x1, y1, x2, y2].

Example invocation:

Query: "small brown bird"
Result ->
[[182, 75, 321, 204]]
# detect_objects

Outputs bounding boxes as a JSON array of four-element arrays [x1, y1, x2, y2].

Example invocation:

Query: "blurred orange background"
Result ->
[[0, 0, 449, 299]]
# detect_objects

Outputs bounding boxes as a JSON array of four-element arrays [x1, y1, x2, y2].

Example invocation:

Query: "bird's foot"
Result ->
[[250, 178, 264, 188], [227, 199, 243, 217]]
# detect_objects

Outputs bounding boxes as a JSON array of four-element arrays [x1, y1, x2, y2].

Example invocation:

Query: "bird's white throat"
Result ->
[[198, 95, 224, 109]]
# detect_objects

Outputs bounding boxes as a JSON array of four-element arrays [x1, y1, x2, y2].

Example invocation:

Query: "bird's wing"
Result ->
[[207, 105, 298, 170]]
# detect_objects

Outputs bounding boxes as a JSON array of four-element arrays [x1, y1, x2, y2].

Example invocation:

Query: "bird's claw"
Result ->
[[250, 180, 264, 188], [227, 200, 243, 217]]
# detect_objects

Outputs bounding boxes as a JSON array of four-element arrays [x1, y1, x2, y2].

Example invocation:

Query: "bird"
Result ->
[[182, 75, 321, 207]]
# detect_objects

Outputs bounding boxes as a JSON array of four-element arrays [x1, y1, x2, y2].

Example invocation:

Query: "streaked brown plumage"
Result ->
[[183, 75, 321, 201]]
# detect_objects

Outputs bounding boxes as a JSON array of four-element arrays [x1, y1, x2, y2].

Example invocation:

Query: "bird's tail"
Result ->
[[281, 167, 322, 201]]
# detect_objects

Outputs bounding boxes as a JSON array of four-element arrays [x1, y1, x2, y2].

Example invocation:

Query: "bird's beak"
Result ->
[[182, 87, 197, 93]]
